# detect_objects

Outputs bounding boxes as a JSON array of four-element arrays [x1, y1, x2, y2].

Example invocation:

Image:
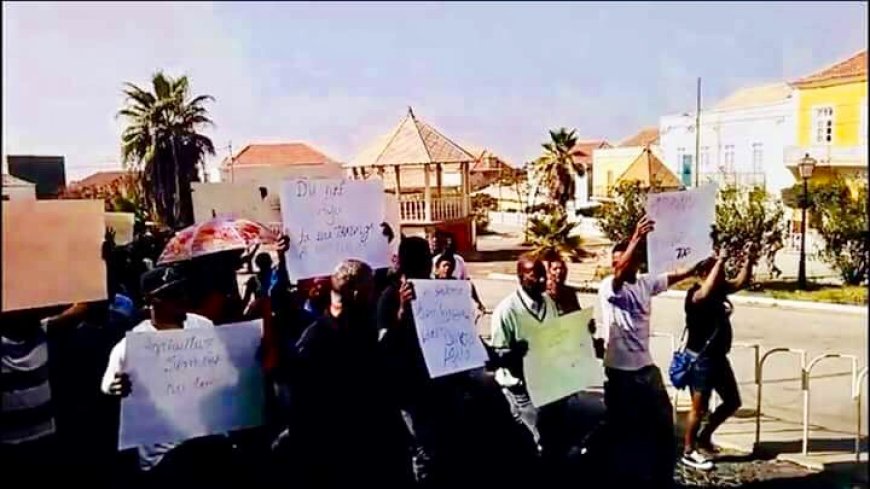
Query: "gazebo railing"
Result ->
[[399, 194, 466, 223]]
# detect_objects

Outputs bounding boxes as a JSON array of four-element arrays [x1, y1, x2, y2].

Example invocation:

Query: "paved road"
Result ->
[[471, 276, 868, 438]]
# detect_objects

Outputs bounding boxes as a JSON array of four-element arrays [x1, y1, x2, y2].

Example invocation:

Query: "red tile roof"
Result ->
[[569, 140, 612, 157], [70, 170, 130, 189], [224, 143, 338, 168], [793, 50, 867, 87], [619, 127, 660, 148]]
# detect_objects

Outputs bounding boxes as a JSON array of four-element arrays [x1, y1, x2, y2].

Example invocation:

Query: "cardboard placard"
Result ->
[[191, 182, 281, 230], [2, 200, 107, 311], [523, 309, 603, 407], [105, 212, 135, 245]]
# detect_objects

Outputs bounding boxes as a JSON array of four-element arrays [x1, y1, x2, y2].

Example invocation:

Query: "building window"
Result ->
[[751, 143, 763, 173], [723, 144, 735, 172], [676, 147, 686, 169], [812, 106, 834, 144]]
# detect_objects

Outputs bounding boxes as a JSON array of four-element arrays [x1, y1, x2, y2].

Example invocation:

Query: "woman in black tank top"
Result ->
[[681, 245, 758, 471]]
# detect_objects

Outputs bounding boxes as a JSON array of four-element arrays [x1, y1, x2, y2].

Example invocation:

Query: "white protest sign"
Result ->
[[409, 279, 488, 378], [192, 182, 282, 233], [279, 178, 390, 281], [523, 309, 603, 408], [646, 185, 717, 276], [119, 320, 264, 449], [105, 212, 135, 245]]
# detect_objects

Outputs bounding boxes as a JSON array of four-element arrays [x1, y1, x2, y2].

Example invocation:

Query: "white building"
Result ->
[[659, 83, 797, 193], [2, 173, 36, 201]]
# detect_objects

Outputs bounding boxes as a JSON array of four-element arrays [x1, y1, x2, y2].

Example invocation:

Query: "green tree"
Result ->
[[714, 186, 786, 279], [810, 179, 868, 285], [596, 182, 786, 279], [119, 71, 215, 229], [533, 128, 583, 208], [595, 180, 658, 243], [527, 209, 586, 262]]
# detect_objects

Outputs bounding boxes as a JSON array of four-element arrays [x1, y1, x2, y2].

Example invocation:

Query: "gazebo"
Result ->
[[346, 108, 477, 252], [616, 146, 682, 192]]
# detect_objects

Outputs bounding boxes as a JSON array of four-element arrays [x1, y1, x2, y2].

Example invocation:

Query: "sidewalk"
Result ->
[[709, 412, 868, 478]]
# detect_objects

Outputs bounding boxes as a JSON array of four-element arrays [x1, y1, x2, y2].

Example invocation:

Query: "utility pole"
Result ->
[[695, 76, 701, 187]]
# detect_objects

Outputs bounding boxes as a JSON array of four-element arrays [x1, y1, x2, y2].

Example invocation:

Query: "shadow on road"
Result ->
[[756, 437, 868, 457]]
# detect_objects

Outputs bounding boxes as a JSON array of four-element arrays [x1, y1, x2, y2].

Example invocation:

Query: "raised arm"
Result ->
[[273, 234, 291, 294], [691, 250, 726, 304], [613, 216, 654, 291], [726, 245, 758, 294], [667, 257, 712, 288]]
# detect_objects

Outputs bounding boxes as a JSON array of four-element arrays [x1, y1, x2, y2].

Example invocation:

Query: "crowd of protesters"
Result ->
[[1, 217, 757, 488]]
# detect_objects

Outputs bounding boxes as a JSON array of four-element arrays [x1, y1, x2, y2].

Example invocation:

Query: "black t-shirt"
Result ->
[[684, 283, 733, 356]]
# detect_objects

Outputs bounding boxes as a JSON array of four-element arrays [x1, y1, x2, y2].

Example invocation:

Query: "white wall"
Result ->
[[660, 98, 797, 193], [2, 184, 36, 201]]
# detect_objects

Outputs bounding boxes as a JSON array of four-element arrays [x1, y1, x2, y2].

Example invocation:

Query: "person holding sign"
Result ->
[[100, 266, 220, 485], [681, 244, 758, 471], [379, 237, 536, 488], [489, 254, 585, 474], [276, 259, 410, 488], [433, 252, 488, 314], [595, 216, 710, 489]]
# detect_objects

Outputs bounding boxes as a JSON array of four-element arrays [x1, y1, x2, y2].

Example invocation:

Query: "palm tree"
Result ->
[[119, 71, 215, 229], [527, 210, 587, 262], [533, 128, 583, 209]]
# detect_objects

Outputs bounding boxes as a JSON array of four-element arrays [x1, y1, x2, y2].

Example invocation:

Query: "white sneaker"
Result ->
[[681, 450, 714, 471]]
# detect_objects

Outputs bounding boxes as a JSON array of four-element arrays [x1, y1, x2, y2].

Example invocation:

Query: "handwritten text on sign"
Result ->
[[280, 179, 390, 281], [409, 280, 488, 378], [523, 309, 603, 408], [646, 185, 716, 276], [119, 321, 264, 449]]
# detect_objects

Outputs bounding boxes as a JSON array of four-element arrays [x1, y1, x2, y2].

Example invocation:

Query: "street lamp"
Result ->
[[797, 153, 817, 290]]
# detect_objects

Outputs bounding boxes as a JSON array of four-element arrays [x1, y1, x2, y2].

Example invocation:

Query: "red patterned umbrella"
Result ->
[[158, 217, 279, 265]]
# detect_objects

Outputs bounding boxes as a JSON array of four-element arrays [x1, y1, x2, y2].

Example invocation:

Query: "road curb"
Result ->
[[485, 273, 867, 315]]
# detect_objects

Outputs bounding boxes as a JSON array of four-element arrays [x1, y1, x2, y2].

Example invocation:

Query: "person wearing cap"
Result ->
[[100, 265, 215, 482]]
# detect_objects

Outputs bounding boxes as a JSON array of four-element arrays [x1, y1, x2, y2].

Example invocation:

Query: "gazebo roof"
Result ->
[[618, 146, 682, 188], [348, 108, 475, 168]]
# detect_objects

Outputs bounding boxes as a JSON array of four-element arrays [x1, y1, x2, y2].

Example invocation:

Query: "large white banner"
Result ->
[[409, 280, 488, 378], [279, 178, 390, 281], [119, 320, 265, 449], [523, 309, 603, 408], [646, 185, 717, 276]]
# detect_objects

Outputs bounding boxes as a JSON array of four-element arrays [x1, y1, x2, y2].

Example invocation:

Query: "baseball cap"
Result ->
[[140, 266, 187, 299]]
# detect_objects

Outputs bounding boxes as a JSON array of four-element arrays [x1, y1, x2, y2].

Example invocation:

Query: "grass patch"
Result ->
[[741, 281, 868, 306], [663, 279, 866, 305]]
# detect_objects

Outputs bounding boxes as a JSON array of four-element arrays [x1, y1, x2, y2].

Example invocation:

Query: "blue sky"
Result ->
[[3, 1, 866, 180]]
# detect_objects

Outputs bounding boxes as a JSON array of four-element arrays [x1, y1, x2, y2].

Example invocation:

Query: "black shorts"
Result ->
[[689, 354, 740, 404]]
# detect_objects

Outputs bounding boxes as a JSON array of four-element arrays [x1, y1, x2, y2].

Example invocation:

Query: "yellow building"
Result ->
[[592, 127, 678, 198], [787, 50, 867, 184]]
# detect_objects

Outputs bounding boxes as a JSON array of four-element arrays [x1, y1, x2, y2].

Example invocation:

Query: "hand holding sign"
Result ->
[[409, 280, 488, 378]]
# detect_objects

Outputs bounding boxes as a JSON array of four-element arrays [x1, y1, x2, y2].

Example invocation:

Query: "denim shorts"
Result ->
[[688, 354, 732, 396]]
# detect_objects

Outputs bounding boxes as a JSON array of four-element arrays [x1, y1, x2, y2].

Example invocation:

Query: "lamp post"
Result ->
[[797, 153, 817, 290]]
